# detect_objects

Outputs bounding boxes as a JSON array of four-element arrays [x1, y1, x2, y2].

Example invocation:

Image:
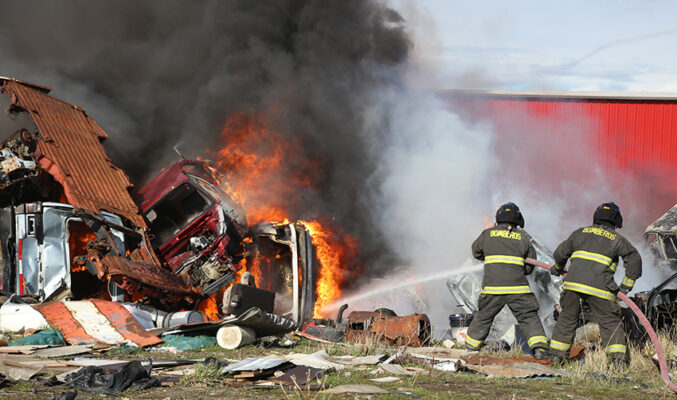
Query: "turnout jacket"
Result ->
[[471, 223, 537, 294], [553, 223, 642, 300]]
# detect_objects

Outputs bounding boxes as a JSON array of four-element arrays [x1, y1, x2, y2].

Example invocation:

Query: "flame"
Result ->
[[300, 219, 359, 317], [484, 215, 493, 229], [213, 113, 311, 225], [68, 223, 97, 272], [210, 112, 359, 318], [198, 286, 227, 320]]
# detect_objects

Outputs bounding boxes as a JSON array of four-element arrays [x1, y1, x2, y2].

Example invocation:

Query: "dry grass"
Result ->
[[565, 328, 677, 396]]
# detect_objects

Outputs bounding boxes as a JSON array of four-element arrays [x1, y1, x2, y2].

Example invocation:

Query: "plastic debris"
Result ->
[[9, 330, 66, 347], [160, 334, 216, 351], [63, 360, 159, 394]]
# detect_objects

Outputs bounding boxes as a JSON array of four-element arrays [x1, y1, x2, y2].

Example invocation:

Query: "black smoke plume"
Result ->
[[0, 0, 411, 282]]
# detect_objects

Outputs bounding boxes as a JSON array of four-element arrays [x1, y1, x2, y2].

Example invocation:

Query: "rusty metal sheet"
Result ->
[[34, 300, 162, 347], [100, 254, 201, 297], [1, 79, 145, 228], [89, 299, 163, 347], [34, 302, 93, 345], [345, 311, 431, 346]]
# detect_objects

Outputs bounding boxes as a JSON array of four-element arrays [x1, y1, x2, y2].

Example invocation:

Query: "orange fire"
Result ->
[[300, 219, 358, 316], [68, 222, 97, 272], [209, 112, 359, 317], [198, 286, 227, 320]]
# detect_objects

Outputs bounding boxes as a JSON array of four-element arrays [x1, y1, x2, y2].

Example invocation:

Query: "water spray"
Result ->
[[324, 263, 483, 310]]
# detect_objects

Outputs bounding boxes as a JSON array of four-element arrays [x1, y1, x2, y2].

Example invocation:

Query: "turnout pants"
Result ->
[[465, 293, 548, 351], [549, 290, 626, 360]]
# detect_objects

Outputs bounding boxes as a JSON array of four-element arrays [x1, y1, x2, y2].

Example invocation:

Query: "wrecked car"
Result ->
[[644, 203, 677, 270]]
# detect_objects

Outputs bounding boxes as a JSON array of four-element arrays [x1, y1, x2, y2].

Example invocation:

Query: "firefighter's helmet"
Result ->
[[593, 202, 623, 229], [495, 202, 525, 228]]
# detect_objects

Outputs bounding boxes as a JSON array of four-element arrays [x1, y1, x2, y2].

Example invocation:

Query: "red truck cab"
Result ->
[[138, 161, 248, 295]]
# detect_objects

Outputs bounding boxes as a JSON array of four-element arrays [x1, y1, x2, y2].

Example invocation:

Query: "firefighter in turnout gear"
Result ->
[[465, 203, 549, 359], [549, 202, 642, 367]]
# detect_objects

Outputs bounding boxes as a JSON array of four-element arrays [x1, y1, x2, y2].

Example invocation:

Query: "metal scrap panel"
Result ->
[[100, 254, 201, 296], [34, 300, 162, 347], [1, 80, 145, 227]]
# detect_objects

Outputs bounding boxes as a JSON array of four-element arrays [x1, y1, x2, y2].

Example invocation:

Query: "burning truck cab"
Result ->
[[137, 160, 249, 296], [137, 161, 316, 325]]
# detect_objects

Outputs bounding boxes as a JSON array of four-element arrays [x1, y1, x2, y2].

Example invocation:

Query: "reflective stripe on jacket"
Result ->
[[471, 223, 537, 293], [554, 223, 642, 299]]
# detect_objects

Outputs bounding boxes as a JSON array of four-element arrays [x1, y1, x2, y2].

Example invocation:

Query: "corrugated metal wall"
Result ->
[[441, 92, 677, 226], [446, 95, 677, 182]]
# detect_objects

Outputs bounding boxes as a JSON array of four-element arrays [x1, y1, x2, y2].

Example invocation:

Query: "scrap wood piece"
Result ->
[[34, 301, 162, 347], [280, 350, 347, 370], [0, 364, 46, 380], [378, 363, 416, 376], [461, 355, 551, 366], [407, 347, 470, 360], [0, 345, 49, 355], [269, 365, 324, 386], [369, 376, 401, 383], [322, 384, 389, 394], [32, 345, 93, 358], [464, 361, 569, 378], [221, 357, 293, 379]]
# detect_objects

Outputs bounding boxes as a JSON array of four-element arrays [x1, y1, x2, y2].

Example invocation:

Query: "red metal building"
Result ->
[[438, 89, 677, 228]]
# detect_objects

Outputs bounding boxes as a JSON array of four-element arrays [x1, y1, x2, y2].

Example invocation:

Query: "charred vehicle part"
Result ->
[[246, 222, 315, 327], [623, 271, 677, 344], [138, 162, 316, 326], [345, 310, 431, 346], [138, 160, 249, 297], [644, 203, 677, 269]]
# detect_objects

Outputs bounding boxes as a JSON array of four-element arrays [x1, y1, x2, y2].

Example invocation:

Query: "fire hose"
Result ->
[[525, 258, 677, 392]]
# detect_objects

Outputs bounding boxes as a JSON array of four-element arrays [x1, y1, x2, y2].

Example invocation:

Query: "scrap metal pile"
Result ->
[[0, 77, 315, 329]]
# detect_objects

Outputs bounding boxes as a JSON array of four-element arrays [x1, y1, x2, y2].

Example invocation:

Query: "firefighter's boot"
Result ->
[[549, 353, 565, 366], [610, 357, 628, 371], [533, 348, 548, 360]]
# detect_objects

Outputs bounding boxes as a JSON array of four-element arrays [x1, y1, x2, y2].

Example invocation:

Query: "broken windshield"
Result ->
[[663, 235, 677, 260], [145, 182, 213, 248]]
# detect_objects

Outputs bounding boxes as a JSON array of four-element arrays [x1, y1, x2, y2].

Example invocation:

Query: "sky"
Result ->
[[392, 0, 677, 92]]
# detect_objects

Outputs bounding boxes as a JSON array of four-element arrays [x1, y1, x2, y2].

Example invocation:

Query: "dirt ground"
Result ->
[[1, 338, 674, 400]]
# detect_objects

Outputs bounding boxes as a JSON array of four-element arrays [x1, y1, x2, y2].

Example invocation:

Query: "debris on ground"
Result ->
[[322, 384, 389, 394], [61, 360, 159, 395], [463, 361, 569, 378], [345, 310, 431, 346], [8, 330, 65, 347], [159, 334, 217, 352]]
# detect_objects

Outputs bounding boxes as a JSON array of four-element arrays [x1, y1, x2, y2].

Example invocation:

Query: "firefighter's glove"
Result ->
[[550, 265, 562, 277], [619, 286, 630, 295]]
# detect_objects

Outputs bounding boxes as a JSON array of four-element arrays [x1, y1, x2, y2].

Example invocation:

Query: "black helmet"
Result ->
[[495, 202, 524, 228], [593, 202, 623, 229]]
